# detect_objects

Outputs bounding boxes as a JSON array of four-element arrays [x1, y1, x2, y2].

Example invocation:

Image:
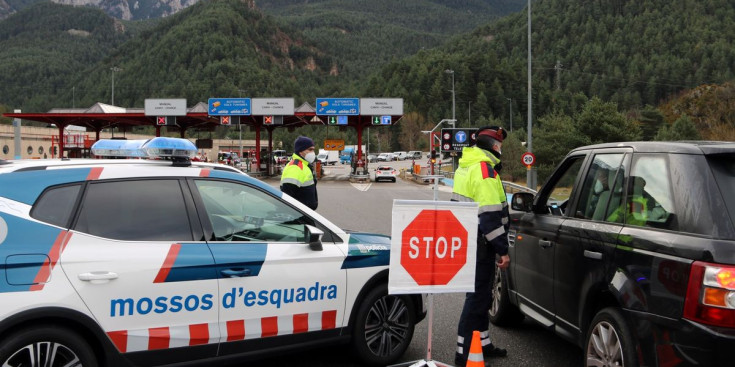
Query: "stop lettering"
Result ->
[[401, 210, 468, 286]]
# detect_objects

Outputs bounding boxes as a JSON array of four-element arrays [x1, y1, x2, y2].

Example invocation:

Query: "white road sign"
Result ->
[[360, 98, 403, 116], [144, 99, 187, 116], [251, 98, 295, 115]]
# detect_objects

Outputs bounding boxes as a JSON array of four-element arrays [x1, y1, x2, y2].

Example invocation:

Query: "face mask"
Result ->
[[594, 179, 604, 194], [304, 152, 316, 163]]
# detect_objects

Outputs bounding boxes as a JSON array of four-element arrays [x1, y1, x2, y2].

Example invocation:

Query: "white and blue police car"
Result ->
[[0, 138, 425, 367]]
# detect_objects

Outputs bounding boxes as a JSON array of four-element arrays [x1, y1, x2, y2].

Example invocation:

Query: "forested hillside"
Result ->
[[256, 0, 527, 77], [34, 0, 335, 110], [1, 0, 734, 174], [0, 2, 137, 109], [359, 0, 735, 182]]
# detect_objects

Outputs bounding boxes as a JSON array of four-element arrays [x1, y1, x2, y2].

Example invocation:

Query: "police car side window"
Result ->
[[74, 180, 193, 241], [31, 184, 82, 228], [194, 180, 310, 243]]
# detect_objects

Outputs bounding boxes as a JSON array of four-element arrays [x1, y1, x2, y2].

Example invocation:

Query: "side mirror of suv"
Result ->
[[511, 192, 534, 212]]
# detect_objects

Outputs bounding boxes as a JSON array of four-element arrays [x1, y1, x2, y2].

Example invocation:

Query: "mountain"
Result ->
[[0, 2, 138, 109], [66, 0, 335, 109], [256, 0, 527, 78], [361, 0, 735, 130], [52, 0, 200, 20], [0, 0, 202, 20]]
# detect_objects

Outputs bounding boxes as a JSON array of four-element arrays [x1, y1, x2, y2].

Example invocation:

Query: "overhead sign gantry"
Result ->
[[314, 97, 403, 175]]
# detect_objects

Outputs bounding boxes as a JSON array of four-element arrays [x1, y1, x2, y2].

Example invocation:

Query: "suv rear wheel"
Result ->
[[585, 307, 637, 367], [0, 326, 97, 367], [489, 265, 524, 326], [351, 284, 416, 366]]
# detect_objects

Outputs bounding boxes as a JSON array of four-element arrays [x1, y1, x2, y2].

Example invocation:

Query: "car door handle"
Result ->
[[78, 271, 118, 284], [584, 250, 603, 260], [539, 240, 552, 248], [221, 268, 252, 278]]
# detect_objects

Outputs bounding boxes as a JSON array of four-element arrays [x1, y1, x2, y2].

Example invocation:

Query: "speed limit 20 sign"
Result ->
[[389, 200, 478, 294], [521, 152, 536, 167]]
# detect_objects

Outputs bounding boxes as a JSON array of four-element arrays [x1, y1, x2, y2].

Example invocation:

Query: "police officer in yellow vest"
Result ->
[[280, 136, 318, 210], [452, 126, 509, 366]]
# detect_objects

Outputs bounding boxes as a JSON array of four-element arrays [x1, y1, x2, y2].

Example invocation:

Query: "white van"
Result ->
[[317, 150, 339, 165]]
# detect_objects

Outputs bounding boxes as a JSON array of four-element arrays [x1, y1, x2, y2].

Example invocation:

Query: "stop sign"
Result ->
[[400, 209, 468, 286]]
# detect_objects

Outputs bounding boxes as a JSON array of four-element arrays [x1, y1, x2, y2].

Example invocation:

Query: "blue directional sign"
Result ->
[[208, 98, 251, 116], [381, 115, 392, 125], [442, 128, 478, 152], [316, 98, 359, 115]]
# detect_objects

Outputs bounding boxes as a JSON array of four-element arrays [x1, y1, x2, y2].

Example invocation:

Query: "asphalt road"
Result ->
[[250, 165, 580, 367]]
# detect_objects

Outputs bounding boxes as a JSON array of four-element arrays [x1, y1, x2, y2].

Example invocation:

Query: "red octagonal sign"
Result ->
[[401, 209, 468, 286]]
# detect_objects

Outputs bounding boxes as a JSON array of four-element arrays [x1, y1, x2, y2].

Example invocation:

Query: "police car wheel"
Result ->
[[351, 285, 416, 366], [0, 326, 97, 367], [489, 264, 524, 326]]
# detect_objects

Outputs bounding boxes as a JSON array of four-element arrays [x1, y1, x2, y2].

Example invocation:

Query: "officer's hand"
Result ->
[[496, 255, 510, 269]]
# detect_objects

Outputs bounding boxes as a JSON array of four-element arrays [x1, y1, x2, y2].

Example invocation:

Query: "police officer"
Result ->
[[280, 136, 318, 210], [452, 126, 509, 366]]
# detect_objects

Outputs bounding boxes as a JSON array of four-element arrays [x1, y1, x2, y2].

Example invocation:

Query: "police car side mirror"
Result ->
[[305, 225, 324, 251], [511, 192, 534, 212]]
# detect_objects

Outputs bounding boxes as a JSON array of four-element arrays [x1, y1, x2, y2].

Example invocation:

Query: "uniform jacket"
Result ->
[[280, 153, 318, 210], [451, 146, 509, 256]]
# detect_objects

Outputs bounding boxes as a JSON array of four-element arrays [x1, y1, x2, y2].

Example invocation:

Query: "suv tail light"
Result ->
[[684, 261, 735, 328]]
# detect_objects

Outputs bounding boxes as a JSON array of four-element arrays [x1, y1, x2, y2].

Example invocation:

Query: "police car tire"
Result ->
[[489, 264, 524, 326], [351, 285, 416, 366], [0, 326, 97, 367]]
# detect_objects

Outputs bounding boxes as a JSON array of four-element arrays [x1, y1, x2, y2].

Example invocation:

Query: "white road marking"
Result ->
[[350, 182, 372, 191]]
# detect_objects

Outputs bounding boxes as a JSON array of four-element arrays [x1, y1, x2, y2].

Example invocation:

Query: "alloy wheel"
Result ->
[[363, 295, 411, 357], [586, 321, 624, 367], [3, 341, 82, 367]]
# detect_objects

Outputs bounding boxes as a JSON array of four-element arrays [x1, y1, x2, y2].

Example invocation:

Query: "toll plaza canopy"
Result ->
[[3, 98, 403, 172]]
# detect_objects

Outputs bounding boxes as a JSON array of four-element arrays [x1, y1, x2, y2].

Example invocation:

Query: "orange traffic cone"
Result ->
[[465, 330, 485, 367]]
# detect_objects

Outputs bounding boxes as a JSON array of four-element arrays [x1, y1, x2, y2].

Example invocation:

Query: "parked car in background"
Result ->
[[393, 152, 407, 161], [272, 149, 288, 164], [491, 141, 735, 367], [217, 151, 241, 166], [375, 165, 398, 182], [407, 151, 422, 160], [376, 153, 393, 162], [367, 154, 377, 163]]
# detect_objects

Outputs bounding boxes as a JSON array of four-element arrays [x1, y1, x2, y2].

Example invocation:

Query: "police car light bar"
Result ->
[[91, 137, 197, 159]]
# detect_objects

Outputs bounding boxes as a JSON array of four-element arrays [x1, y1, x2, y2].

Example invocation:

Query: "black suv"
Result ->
[[490, 141, 735, 366]]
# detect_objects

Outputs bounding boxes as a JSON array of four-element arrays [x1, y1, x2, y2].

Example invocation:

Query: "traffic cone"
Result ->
[[465, 330, 485, 367]]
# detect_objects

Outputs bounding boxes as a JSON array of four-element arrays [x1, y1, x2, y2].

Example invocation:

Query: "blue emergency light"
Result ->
[[91, 137, 197, 160]]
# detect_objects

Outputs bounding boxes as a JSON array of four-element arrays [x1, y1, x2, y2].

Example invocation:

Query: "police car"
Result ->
[[0, 138, 425, 367]]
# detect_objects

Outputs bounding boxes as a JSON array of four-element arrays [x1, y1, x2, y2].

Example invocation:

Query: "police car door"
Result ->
[[190, 178, 347, 355], [61, 177, 219, 362]]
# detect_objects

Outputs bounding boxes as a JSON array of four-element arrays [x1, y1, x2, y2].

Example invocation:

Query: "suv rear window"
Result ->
[[708, 154, 735, 230]]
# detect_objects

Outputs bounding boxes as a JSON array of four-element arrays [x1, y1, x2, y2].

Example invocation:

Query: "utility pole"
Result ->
[[238, 89, 246, 163], [445, 69, 455, 128], [527, 0, 537, 189]]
